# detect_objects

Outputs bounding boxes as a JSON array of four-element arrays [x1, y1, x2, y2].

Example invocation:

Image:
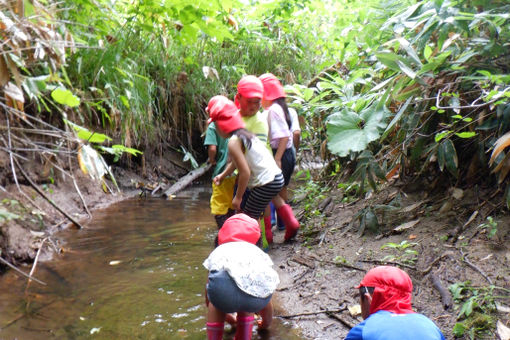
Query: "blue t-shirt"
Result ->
[[345, 310, 445, 340]]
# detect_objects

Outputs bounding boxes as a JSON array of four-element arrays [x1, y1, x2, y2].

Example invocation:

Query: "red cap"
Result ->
[[218, 213, 261, 245], [259, 73, 286, 101], [235, 75, 264, 108], [206, 95, 245, 134], [357, 266, 414, 315]]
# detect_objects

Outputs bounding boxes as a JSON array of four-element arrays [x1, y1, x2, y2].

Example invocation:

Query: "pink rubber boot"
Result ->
[[206, 322, 224, 340], [277, 204, 300, 241], [264, 216, 273, 244], [234, 315, 254, 340]]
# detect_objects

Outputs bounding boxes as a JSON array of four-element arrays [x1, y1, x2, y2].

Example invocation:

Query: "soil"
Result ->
[[270, 178, 510, 339], [1, 153, 510, 339]]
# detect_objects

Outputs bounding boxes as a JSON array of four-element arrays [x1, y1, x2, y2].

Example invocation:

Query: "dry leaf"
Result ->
[[348, 304, 361, 316], [0, 56, 9, 87], [394, 219, 420, 232], [490, 132, 510, 165], [409, 234, 417, 240], [497, 320, 510, 340]]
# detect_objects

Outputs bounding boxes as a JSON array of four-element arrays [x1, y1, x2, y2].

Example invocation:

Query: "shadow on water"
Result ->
[[0, 186, 303, 340]]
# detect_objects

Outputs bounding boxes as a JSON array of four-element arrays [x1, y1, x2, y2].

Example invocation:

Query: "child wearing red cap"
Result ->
[[207, 96, 300, 241], [204, 214, 279, 340], [346, 266, 445, 340], [204, 109, 236, 228], [259, 73, 299, 239]]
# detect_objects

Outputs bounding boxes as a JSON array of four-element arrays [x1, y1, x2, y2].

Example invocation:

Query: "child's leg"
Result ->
[[234, 312, 255, 340], [257, 299, 273, 329], [272, 195, 299, 241], [207, 303, 225, 340]]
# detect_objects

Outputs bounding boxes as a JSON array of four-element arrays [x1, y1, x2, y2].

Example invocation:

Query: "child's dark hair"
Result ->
[[273, 97, 291, 129], [232, 128, 255, 150]]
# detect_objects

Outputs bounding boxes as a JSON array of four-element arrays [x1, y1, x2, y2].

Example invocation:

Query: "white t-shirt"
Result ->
[[267, 103, 293, 150], [203, 242, 280, 298], [289, 108, 301, 133], [232, 135, 281, 188]]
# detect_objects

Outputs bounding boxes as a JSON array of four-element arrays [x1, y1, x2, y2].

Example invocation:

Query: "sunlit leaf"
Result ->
[[51, 87, 80, 107]]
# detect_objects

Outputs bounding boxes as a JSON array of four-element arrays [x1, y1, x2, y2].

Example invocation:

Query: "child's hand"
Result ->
[[232, 195, 242, 210], [213, 175, 222, 185]]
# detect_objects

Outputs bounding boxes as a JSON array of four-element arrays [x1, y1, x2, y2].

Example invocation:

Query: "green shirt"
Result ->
[[242, 112, 268, 144], [204, 123, 229, 177]]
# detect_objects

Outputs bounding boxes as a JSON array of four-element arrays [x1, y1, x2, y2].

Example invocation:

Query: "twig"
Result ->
[[419, 251, 454, 275], [5, 116, 21, 191], [0, 257, 46, 285], [13, 156, 85, 229], [450, 210, 478, 243], [360, 259, 416, 270], [25, 238, 48, 292], [460, 249, 493, 285], [277, 307, 347, 318], [322, 260, 365, 272], [326, 311, 356, 329]]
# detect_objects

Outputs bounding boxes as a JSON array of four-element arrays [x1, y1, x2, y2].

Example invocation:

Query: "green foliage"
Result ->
[[381, 240, 419, 265], [477, 216, 498, 239], [288, 0, 510, 201], [449, 281, 498, 339]]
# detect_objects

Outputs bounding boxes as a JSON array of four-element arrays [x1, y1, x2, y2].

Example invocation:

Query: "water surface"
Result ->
[[0, 187, 303, 339]]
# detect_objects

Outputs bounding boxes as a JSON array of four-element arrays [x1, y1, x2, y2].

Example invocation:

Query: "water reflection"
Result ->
[[0, 187, 303, 339]]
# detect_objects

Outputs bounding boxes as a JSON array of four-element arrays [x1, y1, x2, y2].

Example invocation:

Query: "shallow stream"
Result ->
[[0, 187, 303, 339]]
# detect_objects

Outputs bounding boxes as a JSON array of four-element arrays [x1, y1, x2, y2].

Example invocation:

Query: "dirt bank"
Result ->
[[270, 181, 510, 339]]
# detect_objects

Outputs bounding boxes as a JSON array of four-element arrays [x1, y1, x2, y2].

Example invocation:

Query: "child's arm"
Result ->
[[228, 138, 250, 210], [213, 161, 236, 185], [273, 137, 289, 169], [207, 145, 217, 165]]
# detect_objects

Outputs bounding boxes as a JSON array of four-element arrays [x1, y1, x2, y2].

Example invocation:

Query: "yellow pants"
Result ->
[[210, 176, 236, 215]]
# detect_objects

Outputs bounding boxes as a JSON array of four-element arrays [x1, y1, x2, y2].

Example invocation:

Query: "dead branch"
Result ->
[[429, 273, 452, 310], [322, 260, 365, 272], [360, 259, 416, 270], [326, 311, 356, 329], [460, 249, 493, 285], [25, 237, 47, 292], [0, 257, 46, 286], [162, 162, 211, 198], [449, 210, 478, 243], [419, 251, 455, 275], [13, 155, 85, 229], [277, 306, 347, 318]]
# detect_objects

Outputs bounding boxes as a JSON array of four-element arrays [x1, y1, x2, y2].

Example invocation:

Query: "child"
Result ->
[[204, 213, 279, 339], [204, 118, 236, 228], [207, 95, 299, 241], [259, 73, 298, 236]]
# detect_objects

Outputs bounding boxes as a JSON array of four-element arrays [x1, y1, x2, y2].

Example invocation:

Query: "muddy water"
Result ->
[[0, 187, 303, 339]]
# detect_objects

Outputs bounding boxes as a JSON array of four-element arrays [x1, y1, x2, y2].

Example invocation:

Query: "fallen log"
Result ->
[[162, 162, 212, 198]]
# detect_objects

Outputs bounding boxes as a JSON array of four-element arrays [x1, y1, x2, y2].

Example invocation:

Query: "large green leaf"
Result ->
[[51, 87, 80, 107], [327, 104, 389, 157]]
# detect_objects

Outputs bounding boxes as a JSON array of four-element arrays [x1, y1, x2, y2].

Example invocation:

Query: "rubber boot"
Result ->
[[234, 315, 254, 340], [277, 204, 299, 241], [264, 216, 273, 244], [206, 322, 224, 340]]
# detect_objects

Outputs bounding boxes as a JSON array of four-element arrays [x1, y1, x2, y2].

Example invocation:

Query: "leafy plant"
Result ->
[[449, 281, 498, 339], [381, 240, 419, 265], [477, 216, 498, 239]]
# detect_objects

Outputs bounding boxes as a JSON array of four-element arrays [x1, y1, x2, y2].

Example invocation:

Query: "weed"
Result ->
[[380, 240, 418, 265], [449, 281, 498, 339], [478, 216, 498, 239]]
